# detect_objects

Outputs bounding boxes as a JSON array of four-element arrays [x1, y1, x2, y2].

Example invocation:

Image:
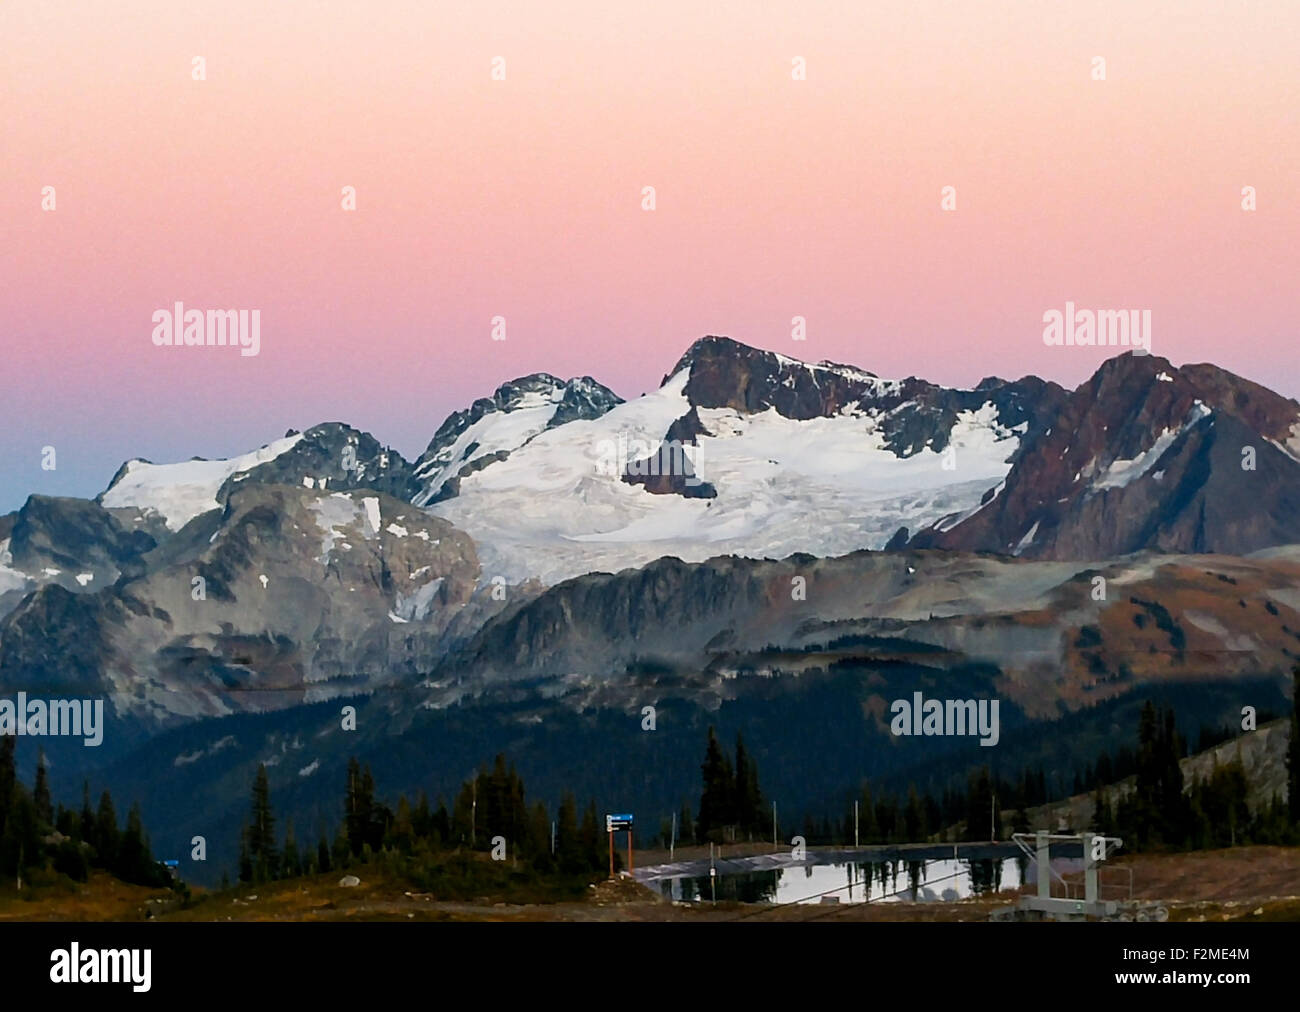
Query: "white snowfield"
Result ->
[[100, 433, 305, 531], [426, 368, 1022, 585], [413, 389, 563, 506], [85, 368, 1026, 591]]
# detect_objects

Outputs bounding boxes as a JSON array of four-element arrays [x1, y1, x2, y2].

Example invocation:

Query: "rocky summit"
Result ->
[[3, 335, 1299, 879]]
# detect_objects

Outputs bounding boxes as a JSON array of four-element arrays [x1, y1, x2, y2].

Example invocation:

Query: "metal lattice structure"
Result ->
[[995, 831, 1125, 921]]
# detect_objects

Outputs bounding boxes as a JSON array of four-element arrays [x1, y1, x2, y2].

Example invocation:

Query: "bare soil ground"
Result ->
[[3, 847, 1297, 922]]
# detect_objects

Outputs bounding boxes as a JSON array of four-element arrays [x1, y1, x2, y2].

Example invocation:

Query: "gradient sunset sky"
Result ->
[[3, 1, 1297, 513]]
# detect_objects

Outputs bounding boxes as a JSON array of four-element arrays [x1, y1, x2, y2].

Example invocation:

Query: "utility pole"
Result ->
[[772, 801, 777, 852], [670, 812, 676, 861], [709, 842, 716, 904], [551, 820, 556, 855], [471, 778, 476, 846], [854, 800, 859, 848]]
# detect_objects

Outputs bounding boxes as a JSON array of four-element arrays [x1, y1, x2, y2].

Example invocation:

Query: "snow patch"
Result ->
[[361, 497, 381, 537], [1013, 521, 1040, 555], [307, 493, 363, 560], [393, 577, 444, 622], [101, 433, 305, 530], [1092, 402, 1211, 491]]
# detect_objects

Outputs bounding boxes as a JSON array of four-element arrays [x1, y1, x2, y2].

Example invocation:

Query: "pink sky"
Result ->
[[2, 0, 1297, 511]]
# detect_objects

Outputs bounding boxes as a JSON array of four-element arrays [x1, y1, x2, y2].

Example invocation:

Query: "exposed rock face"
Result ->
[[0, 483, 485, 725], [230, 422, 419, 500], [8, 496, 164, 589], [0, 582, 115, 700], [428, 544, 1300, 719], [908, 353, 1300, 559], [667, 335, 1066, 457], [549, 375, 625, 428], [620, 414, 718, 499]]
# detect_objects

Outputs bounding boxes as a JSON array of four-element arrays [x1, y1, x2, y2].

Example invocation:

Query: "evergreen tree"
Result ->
[[282, 819, 302, 879], [963, 768, 996, 842], [528, 802, 553, 871], [246, 764, 278, 881], [924, 793, 944, 840], [359, 766, 382, 851], [859, 783, 879, 843], [432, 796, 451, 844], [904, 784, 926, 841], [53, 837, 89, 882], [0, 736, 15, 840], [94, 791, 120, 867], [413, 791, 432, 841], [115, 803, 153, 883], [1091, 787, 1114, 836], [33, 749, 53, 826], [55, 803, 76, 839], [1288, 665, 1300, 825], [734, 734, 761, 839], [343, 757, 375, 854], [331, 825, 350, 870], [580, 800, 604, 873], [80, 782, 94, 844], [696, 727, 735, 843], [238, 834, 253, 883], [556, 792, 583, 874], [317, 833, 332, 875], [0, 787, 40, 878], [678, 800, 695, 846], [451, 778, 475, 846], [392, 797, 414, 854]]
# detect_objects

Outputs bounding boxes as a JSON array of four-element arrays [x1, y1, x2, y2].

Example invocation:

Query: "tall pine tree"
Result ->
[[696, 727, 735, 843], [245, 764, 278, 881], [33, 749, 53, 826], [1288, 665, 1300, 825]]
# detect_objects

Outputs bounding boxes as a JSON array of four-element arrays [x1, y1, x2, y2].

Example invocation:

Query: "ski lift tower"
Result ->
[[998, 830, 1124, 921]]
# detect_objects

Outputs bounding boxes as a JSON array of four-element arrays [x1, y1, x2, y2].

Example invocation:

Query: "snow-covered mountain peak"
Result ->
[[100, 433, 305, 531], [411, 373, 622, 506]]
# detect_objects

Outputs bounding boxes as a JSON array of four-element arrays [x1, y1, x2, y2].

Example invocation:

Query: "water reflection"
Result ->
[[657, 857, 1023, 905]]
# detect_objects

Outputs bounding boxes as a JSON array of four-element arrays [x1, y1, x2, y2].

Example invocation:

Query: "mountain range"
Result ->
[[3, 335, 1299, 879]]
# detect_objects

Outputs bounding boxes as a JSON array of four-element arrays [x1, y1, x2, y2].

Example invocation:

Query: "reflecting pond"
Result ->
[[657, 857, 1026, 905]]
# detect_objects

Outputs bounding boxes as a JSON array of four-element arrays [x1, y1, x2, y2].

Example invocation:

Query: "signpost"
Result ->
[[605, 813, 634, 878]]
